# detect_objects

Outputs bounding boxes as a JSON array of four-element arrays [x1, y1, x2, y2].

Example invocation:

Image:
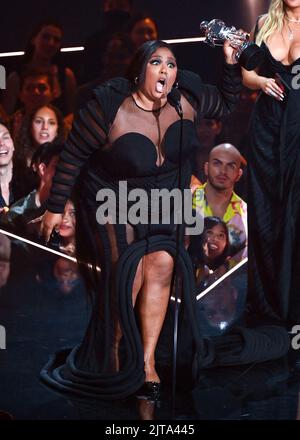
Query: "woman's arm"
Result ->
[[242, 16, 284, 100], [194, 61, 243, 120], [243, 69, 284, 100], [242, 68, 265, 91], [46, 100, 107, 214], [41, 97, 108, 241], [180, 35, 245, 120]]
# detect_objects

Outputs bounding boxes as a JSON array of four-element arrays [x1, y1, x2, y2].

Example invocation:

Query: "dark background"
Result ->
[[0, 0, 271, 82]]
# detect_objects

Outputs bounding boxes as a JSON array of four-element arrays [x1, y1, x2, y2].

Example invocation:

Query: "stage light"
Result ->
[[0, 38, 205, 58], [0, 51, 25, 58], [60, 46, 84, 53]]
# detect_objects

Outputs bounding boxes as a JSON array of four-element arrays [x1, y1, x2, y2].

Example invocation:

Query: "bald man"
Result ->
[[192, 143, 247, 255]]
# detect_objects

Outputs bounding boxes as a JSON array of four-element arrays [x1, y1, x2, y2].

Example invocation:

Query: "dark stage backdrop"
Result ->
[[1, 0, 271, 82]]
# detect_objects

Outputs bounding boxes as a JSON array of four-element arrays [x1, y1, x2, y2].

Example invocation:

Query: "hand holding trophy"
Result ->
[[200, 19, 265, 70]]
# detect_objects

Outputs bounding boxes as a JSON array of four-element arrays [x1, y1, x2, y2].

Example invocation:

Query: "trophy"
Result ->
[[200, 19, 265, 70]]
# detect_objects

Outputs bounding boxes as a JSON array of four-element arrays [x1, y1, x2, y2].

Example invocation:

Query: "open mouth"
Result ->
[[60, 224, 72, 232], [0, 150, 8, 156], [39, 132, 49, 139], [155, 78, 166, 93], [208, 243, 219, 251]]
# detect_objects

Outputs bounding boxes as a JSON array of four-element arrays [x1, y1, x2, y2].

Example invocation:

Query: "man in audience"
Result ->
[[0, 142, 62, 233], [192, 143, 247, 255], [10, 71, 54, 140], [0, 121, 34, 212]]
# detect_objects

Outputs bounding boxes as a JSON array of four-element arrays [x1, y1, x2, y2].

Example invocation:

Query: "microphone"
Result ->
[[167, 88, 183, 118], [167, 86, 183, 406]]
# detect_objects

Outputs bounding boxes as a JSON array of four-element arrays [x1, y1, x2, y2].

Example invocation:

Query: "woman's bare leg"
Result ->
[[132, 258, 145, 306], [113, 258, 144, 370], [137, 251, 174, 382]]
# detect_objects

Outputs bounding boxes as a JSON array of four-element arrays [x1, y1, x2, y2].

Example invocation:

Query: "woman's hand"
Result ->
[[223, 29, 247, 64], [40, 210, 63, 244], [258, 77, 285, 101], [223, 39, 240, 64]]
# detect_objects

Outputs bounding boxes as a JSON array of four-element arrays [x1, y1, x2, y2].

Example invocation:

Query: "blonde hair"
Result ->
[[256, 0, 285, 46]]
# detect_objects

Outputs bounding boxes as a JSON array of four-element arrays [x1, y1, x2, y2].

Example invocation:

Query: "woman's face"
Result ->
[[204, 224, 227, 259], [32, 25, 62, 60], [283, 0, 300, 9], [59, 200, 76, 239], [130, 18, 158, 49], [0, 124, 14, 166], [141, 47, 177, 101], [31, 106, 58, 145]]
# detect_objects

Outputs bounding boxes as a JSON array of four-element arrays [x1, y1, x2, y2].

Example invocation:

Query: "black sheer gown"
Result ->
[[248, 41, 300, 324], [41, 65, 242, 399]]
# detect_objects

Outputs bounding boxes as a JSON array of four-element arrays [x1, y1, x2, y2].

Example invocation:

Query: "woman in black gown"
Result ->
[[243, 0, 300, 325], [40, 40, 242, 399]]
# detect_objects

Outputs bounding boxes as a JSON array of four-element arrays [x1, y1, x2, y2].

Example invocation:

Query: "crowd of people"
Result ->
[[0, 0, 249, 265]]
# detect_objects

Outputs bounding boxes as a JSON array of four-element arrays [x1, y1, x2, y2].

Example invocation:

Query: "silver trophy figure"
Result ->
[[200, 19, 265, 70]]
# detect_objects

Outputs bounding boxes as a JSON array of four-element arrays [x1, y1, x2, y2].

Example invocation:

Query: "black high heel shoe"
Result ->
[[136, 381, 161, 401]]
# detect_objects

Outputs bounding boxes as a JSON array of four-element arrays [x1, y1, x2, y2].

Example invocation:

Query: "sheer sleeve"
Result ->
[[179, 63, 242, 120], [46, 98, 108, 213]]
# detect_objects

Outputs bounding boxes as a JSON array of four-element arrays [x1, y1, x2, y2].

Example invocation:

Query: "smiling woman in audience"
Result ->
[[58, 199, 76, 257], [189, 216, 230, 288]]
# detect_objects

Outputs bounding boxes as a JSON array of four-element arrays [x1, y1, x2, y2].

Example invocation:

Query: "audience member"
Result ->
[[125, 13, 158, 51], [75, 12, 159, 112], [9, 71, 55, 141], [1, 21, 77, 117], [75, 33, 133, 111], [193, 118, 222, 183], [81, 0, 134, 83], [15, 104, 65, 166], [58, 198, 76, 256], [192, 143, 247, 255], [0, 121, 34, 211], [0, 142, 63, 232]]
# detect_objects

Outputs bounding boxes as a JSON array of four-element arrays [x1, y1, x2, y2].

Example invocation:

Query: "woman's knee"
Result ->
[[145, 251, 174, 283]]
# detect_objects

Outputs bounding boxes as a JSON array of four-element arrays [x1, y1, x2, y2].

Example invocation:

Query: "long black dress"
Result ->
[[41, 65, 242, 399], [248, 41, 300, 324]]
